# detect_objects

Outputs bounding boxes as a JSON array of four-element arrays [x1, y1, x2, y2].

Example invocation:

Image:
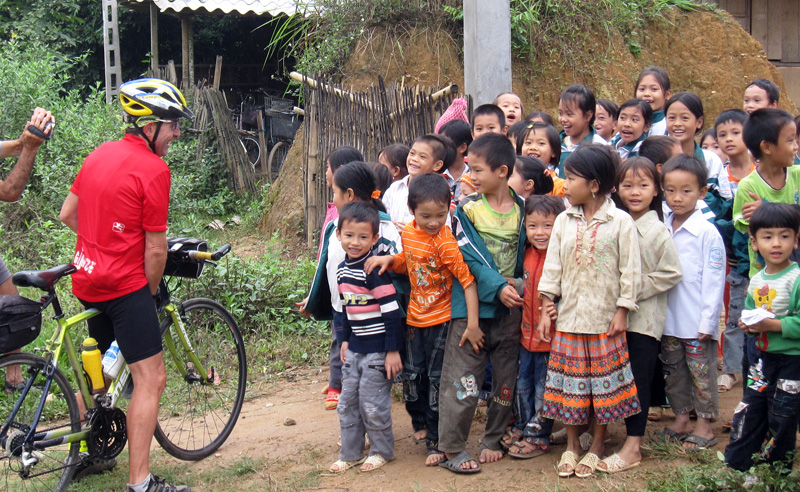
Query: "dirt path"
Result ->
[[178, 366, 744, 492]]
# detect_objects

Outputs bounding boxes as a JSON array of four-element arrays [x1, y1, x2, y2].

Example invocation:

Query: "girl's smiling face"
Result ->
[[520, 128, 557, 165], [617, 168, 658, 220], [558, 99, 592, 139], [636, 74, 669, 112], [666, 101, 703, 145], [594, 104, 616, 141], [618, 106, 650, 145]]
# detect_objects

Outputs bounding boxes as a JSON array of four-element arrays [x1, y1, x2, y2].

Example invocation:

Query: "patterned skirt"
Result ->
[[542, 331, 640, 425]]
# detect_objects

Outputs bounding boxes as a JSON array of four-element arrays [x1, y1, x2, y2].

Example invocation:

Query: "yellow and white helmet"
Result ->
[[119, 78, 194, 122]]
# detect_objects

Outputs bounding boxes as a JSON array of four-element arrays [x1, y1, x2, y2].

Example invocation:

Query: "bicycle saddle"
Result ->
[[13, 264, 77, 291]]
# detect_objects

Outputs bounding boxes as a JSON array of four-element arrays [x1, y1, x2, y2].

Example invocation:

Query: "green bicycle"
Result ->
[[0, 241, 247, 491]]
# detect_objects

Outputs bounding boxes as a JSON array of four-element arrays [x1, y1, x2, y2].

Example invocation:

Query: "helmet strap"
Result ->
[[132, 121, 163, 154]]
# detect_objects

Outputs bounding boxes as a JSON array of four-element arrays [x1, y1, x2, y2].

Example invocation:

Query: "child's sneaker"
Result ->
[[325, 388, 340, 410]]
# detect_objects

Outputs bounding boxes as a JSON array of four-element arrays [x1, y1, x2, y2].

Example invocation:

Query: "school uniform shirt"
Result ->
[[611, 133, 646, 161], [556, 128, 609, 178], [538, 198, 641, 335], [664, 209, 726, 340], [390, 221, 474, 327], [382, 175, 413, 225], [648, 111, 667, 137], [628, 211, 682, 340], [733, 166, 800, 278], [745, 262, 800, 355]]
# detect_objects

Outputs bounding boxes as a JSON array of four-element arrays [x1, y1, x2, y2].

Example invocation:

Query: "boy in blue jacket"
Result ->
[[438, 133, 526, 474]]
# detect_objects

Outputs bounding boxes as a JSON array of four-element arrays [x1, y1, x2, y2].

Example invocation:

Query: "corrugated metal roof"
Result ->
[[122, 0, 299, 16]]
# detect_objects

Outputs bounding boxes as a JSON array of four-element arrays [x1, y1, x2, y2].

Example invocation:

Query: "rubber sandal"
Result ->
[[683, 434, 718, 451], [658, 427, 688, 443], [325, 389, 340, 410], [500, 426, 522, 450], [329, 457, 366, 474], [438, 450, 481, 474], [574, 452, 600, 478], [550, 427, 567, 444], [508, 437, 548, 459], [426, 449, 446, 467], [360, 454, 388, 472], [717, 373, 736, 392], [413, 428, 428, 444], [597, 453, 641, 474]]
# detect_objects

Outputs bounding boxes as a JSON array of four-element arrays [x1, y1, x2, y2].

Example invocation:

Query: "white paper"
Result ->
[[740, 308, 776, 326]]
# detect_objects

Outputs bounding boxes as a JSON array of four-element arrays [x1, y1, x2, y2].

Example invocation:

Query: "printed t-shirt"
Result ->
[[391, 222, 475, 327], [733, 166, 800, 277], [70, 134, 170, 302], [745, 262, 800, 355], [461, 192, 521, 277]]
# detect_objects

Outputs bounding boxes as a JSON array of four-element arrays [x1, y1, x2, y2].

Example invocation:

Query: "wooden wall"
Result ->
[[711, 0, 800, 63]]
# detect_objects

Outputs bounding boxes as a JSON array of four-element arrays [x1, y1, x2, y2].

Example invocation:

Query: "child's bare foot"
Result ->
[[413, 429, 428, 442], [479, 447, 504, 463]]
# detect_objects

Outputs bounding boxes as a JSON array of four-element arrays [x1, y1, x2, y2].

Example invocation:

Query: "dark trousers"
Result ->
[[403, 323, 448, 451], [725, 352, 800, 471], [328, 312, 345, 390], [438, 309, 521, 454], [624, 332, 661, 437]]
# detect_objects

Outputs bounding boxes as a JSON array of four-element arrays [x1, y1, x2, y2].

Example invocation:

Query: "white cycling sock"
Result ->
[[128, 474, 151, 492]]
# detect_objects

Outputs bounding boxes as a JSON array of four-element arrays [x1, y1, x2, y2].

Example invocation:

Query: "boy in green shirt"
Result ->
[[725, 202, 800, 472]]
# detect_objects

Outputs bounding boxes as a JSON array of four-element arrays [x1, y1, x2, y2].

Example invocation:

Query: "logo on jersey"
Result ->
[[112, 222, 125, 233]]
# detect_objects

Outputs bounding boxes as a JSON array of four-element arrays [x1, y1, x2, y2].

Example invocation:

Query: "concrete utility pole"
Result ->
[[463, 0, 512, 106]]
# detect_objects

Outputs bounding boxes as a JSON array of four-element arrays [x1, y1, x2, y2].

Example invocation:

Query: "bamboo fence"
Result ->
[[295, 72, 462, 245]]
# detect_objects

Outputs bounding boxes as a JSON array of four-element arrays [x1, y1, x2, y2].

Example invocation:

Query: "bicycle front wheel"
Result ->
[[154, 298, 247, 460], [0, 353, 80, 492]]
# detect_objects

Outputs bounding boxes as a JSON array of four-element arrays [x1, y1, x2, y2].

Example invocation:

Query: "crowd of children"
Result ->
[[299, 66, 800, 479]]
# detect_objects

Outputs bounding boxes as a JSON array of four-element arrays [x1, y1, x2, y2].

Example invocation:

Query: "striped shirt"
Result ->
[[391, 221, 475, 327], [337, 251, 404, 354]]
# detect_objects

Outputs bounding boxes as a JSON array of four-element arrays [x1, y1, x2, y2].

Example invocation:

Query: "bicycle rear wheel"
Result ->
[[240, 136, 261, 170], [268, 141, 289, 181], [154, 298, 246, 460], [0, 353, 80, 492]]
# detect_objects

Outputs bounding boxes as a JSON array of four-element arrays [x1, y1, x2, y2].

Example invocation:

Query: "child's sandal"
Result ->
[[500, 427, 521, 450], [360, 454, 388, 472], [329, 457, 365, 474], [324, 388, 340, 410]]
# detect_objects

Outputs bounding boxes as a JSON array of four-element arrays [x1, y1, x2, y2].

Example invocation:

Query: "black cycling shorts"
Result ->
[[80, 285, 162, 364]]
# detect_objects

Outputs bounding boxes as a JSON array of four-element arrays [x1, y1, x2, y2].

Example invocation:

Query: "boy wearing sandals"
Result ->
[[366, 173, 479, 467], [329, 202, 404, 474], [436, 133, 526, 474], [503, 196, 564, 460]]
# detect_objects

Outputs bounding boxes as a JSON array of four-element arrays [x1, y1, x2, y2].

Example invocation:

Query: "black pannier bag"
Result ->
[[164, 237, 209, 279], [0, 295, 42, 353]]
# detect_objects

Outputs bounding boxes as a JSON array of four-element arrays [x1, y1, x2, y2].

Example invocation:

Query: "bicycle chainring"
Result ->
[[87, 407, 127, 459]]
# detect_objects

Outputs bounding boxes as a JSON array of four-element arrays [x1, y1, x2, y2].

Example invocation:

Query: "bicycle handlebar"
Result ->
[[185, 244, 231, 262]]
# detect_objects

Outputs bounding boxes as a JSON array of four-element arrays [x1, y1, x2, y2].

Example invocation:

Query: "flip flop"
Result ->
[[329, 456, 366, 474], [413, 428, 428, 444], [683, 434, 718, 451], [557, 450, 579, 477], [575, 452, 600, 478], [508, 437, 548, 459], [360, 454, 388, 472], [597, 453, 641, 474], [438, 450, 481, 474], [500, 426, 522, 450]]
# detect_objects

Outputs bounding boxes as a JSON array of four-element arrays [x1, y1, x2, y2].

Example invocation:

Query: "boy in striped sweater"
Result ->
[[367, 173, 479, 467], [329, 202, 404, 474]]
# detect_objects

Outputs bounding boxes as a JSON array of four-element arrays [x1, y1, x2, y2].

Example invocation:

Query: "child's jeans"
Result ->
[[403, 322, 448, 451], [661, 336, 719, 419], [438, 309, 521, 454], [722, 271, 748, 375], [513, 348, 553, 444], [724, 352, 800, 471], [328, 311, 344, 391], [338, 350, 394, 462]]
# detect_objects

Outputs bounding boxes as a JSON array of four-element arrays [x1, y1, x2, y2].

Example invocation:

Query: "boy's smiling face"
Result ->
[[468, 154, 507, 195], [751, 227, 798, 273], [407, 141, 443, 176], [525, 211, 557, 250], [336, 220, 379, 259], [743, 85, 776, 114], [764, 121, 800, 168]]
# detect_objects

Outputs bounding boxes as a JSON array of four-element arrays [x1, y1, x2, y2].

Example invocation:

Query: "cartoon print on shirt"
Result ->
[[754, 284, 777, 312]]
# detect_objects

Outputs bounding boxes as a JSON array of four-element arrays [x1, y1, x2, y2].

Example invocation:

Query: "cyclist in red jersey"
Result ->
[[60, 79, 194, 492]]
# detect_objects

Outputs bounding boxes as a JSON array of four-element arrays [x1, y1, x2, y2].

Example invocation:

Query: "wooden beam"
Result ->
[[149, 3, 159, 74], [181, 15, 195, 89], [213, 55, 223, 89], [782, 0, 800, 62]]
